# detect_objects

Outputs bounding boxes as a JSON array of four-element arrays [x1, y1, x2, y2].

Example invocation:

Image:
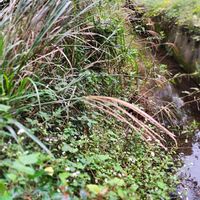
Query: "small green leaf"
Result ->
[[0, 104, 11, 112], [130, 184, 138, 192], [62, 144, 78, 153], [157, 181, 167, 189], [87, 184, 101, 195], [0, 34, 4, 59], [19, 153, 40, 165], [0, 193, 12, 200], [95, 154, 110, 161], [6, 173, 17, 182], [107, 178, 125, 187], [0, 181, 11, 200], [0, 180, 6, 195], [12, 161, 35, 175], [59, 172, 70, 184], [117, 189, 126, 198]]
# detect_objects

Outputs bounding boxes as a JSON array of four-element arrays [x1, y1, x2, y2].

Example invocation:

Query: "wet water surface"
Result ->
[[155, 50, 200, 200], [177, 130, 200, 200]]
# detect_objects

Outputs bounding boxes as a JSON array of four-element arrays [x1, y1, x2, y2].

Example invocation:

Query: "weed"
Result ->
[[0, 0, 179, 199]]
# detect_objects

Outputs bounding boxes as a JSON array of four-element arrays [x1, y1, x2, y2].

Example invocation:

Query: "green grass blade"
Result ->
[[8, 119, 53, 157], [30, 1, 71, 51], [27, 78, 41, 112]]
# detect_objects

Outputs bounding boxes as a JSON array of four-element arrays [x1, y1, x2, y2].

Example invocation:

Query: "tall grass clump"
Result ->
[[0, 0, 175, 151], [0, 0, 126, 151]]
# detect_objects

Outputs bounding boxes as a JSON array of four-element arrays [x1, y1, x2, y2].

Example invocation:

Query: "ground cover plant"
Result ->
[[0, 0, 178, 199]]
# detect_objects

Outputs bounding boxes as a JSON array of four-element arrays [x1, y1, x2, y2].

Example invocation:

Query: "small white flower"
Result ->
[[118, 173, 122, 177], [151, 152, 155, 157], [128, 157, 136, 163], [185, 139, 188, 143], [17, 129, 25, 135], [65, 167, 70, 171], [71, 171, 80, 177]]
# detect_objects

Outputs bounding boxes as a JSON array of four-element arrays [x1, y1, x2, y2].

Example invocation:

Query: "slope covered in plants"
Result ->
[[0, 1, 179, 199], [140, 0, 200, 27]]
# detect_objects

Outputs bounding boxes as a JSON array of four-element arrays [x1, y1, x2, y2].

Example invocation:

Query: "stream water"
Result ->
[[155, 51, 200, 200], [177, 130, 200, 200]]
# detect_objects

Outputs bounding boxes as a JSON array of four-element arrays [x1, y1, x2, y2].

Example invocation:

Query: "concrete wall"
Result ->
[[168, 26, 200, 74]]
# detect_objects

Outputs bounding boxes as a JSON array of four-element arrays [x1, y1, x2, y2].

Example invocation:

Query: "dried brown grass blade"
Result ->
[[86, 98, 166, 149], [85, 96, 177, 147], [85, 100, 147, 141]]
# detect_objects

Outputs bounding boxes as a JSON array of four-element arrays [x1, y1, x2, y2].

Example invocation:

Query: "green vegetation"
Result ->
[[0, 0, 179, 199], [141, 0, 200, 27]]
